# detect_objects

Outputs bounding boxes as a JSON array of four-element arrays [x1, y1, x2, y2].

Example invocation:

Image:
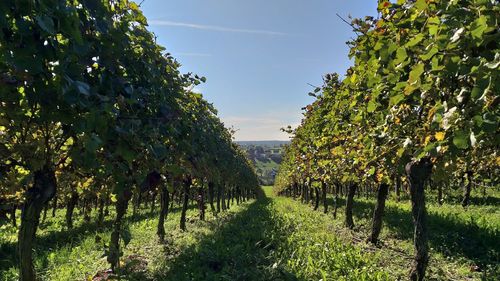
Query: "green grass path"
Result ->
[[1, 186, 498, 280]]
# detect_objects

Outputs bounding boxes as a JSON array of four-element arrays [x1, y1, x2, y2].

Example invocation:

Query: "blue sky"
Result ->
[[140, 0, 378, 141]]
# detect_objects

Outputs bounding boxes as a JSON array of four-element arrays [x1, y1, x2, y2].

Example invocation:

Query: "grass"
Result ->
[[274, 186, 499, 280], [1, 187, 498, 280]]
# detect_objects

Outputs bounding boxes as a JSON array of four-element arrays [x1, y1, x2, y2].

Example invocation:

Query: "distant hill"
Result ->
[[236, 140, 290, 147], [236, 140, 289, 185]]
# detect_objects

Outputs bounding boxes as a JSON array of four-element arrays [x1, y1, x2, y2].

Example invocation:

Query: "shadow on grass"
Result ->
[[0, 204, 193, 272], [464, 195, 500, 206], [152, 192, 299, 281], [322, 196, 499, 268]]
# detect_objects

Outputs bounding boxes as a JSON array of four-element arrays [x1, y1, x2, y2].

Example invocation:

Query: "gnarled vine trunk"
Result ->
[[157, 183, 170, 241], [368, 183, 389, 244], [333, 182, 339, 219], [180, 177, 191, 231], [395, 175, 401, 202], [208, 182, 216, 213], [18, 166, 57, 281], [41, 203, 48, 224], [461, 171, 473, 208], [132, 191, 140, 216], [216, 184, 221, 213], [322, 181, 328, 214], [107, 188, 132, 271], [221, 186, 227, 211], [437, 183, 443, 205], [230, 188, 234, 205], [10, 206, 16, 227], [345, 183, 356, 229], [406, 158, 432, 281], [198, 185, 205, 221], [97, 197, 105, 226], [51, 194, 57, 217], [150, 192, 156, 214], [83, 198, 91, 222], [314, 186, 320, 211], [65, 189, 79, 229]]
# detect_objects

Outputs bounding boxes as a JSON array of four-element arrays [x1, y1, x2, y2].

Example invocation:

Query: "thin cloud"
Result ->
[[149, 20, 288, 36]]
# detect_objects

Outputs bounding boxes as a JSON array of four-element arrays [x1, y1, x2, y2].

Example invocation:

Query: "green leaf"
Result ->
[[116, 142, 136, 164], [367, 100, 378, 113], [36, 15, 55, 34], [405, 34, 424, 47], [420, 46, 438, 61], [423, 142, 436, 152], [431, 56, 444, 71], [121, 228, 132, 246], [166, 164, 183, 176], [428, 24, 439, 36], [414, 0, 428, 10], [409, 63, 425, 82], [87, 134, 102, 151], [396, 147, 405, 157], [471, 86, 482, 100], [482, 112, 497, 133], [472, 115, 483, 128], [75, 81, 90, 96], [470, 15, 488, 41], [484, 53, 500, 69], [368, 166, 376, 176], [390, 94, 405, 106], [453, 130, 469, 149], [405, 63, 425, 94], [394, 47, 408, 65]]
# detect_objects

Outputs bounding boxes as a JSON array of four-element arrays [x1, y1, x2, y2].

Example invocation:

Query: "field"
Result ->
[[1, 186, 497, 280]]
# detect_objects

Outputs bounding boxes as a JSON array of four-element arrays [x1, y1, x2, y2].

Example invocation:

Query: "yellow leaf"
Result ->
[[435, 132, 445, 141], [110, 193, 117, 203]]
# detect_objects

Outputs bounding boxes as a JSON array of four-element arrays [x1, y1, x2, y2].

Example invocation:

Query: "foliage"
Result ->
[[0, 0, 259, 278], [276, 0, 499, 192]]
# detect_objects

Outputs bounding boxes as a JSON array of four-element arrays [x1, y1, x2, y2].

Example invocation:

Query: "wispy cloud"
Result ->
[[176, 52, 212, 57], [149, 20, 288, 36]]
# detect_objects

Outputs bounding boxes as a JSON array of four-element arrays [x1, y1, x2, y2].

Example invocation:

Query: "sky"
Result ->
[[140, 0, 379, 141]]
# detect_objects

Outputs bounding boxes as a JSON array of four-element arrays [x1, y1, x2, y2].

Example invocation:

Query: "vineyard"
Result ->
[[0, 0, 499, 281], [274, 0, 499, 280], [0, 0, 260, 280]]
